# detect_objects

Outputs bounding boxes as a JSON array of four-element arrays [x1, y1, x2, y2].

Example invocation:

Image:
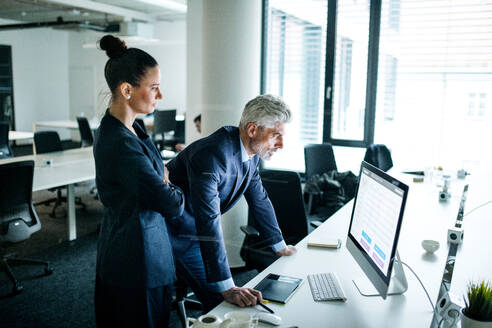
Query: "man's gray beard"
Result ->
[[251, 141, 272, 161]]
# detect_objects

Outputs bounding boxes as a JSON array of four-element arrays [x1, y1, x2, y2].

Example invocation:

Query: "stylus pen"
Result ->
[[258, 301, 274, 314]]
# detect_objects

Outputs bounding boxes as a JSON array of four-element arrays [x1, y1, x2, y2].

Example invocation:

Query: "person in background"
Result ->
[[93, 34, 184, 328], [166, 94, 297, 311], [174, 114, 202, 151], [175, 113, 201, 151], [193, 114, 201, 133]]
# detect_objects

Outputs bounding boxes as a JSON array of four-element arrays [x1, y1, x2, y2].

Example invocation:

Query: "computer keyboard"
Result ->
[[307, 272, 347, 302]]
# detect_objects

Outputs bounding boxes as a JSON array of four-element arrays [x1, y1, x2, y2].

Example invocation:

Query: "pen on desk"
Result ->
[[258, 301, 274, 314]]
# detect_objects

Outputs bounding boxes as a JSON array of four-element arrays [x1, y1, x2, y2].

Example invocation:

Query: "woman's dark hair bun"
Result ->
[[99, 35, 127, 59]]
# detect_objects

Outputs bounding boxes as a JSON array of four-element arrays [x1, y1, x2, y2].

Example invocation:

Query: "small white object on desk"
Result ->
[[421, 240, 440, 253], [307, 238, 341, 249], [255, 312, 282, 326]]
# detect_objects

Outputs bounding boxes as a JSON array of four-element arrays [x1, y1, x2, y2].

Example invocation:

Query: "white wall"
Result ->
[[68, 21, 186, 121], [0, 19, 186, 140], [0, 22, 70, 137]]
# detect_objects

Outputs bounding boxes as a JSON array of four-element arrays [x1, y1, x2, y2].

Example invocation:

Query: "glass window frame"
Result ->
[[261, 0, 384, 151]]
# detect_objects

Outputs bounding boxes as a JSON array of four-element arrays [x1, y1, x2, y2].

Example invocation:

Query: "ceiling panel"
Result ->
[[0, 0, 185, 27]]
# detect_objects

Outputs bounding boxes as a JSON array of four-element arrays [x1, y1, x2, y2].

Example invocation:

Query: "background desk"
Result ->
[[0, 147, 95, 241], [33, 120, 99, 131], [8, 130, 34, 141], [210, 169, 492, 327]]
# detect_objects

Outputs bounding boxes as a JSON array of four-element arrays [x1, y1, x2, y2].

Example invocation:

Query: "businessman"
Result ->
[[166, 94, 296, 310]]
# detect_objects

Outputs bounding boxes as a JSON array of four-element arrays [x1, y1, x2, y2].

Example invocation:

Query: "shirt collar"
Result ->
[[239, 134, 251, 163]]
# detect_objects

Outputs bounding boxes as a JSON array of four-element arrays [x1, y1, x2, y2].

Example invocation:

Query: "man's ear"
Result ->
[[119, 82, 132, 100], [245, 122, 258, 138]]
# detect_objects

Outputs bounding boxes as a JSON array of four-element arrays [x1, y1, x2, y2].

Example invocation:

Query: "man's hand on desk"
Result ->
[[276, 245, 297, 256], [221, 286, 263, 307]]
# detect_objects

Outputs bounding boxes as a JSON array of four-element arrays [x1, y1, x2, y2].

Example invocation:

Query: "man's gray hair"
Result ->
[[239, 94, 291, 130]]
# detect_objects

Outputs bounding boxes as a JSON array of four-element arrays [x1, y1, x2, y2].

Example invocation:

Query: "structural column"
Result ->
[[187, 0, 262, 267]]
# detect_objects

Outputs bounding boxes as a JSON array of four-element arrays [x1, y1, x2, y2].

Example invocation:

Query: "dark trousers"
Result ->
[[175, 241, 224, 312], [95, 275, 172, 328]]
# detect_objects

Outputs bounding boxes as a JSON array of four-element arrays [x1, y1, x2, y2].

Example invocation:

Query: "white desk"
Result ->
[[209, 170, 492, 327], [0, 147, 95, 241], [33, 119, 99, 131], [8, 131, 34, 141]]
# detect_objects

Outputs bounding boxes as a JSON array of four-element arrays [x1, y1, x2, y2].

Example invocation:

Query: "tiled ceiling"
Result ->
[[0, 0, 186, 28]]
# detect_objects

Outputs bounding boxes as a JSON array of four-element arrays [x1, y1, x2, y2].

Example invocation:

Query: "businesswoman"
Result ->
[[93, 34, 184, 328]]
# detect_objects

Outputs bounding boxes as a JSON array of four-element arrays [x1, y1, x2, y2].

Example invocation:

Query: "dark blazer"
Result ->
[[166, 126, 283, 283], [93, 112, 184, 289]]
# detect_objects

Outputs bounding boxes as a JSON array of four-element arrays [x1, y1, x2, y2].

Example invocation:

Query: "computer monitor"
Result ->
[[346, 161, 409, 299]]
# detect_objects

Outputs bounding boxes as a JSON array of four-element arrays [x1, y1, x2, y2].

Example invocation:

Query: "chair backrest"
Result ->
[[0, 120, 13, 158], [34, 131, 63, 154], [256, 169, 308, 245], [364, 144, 393, 172], [153, 109, 177, 136], [76, 117, 94, 147], [175, 120, 185, 144], [0, 160, 41, 243], [304, 143, 337, 179], [135, 118, 147, 133]]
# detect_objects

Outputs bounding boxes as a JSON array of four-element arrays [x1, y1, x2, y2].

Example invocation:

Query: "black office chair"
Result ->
[[304, 143, 338, 180], [76, 117, 94, 147], [152, 109, 177, 151], [240, 170, 309, 272], [0, 121, 13, 159], [33, 131, 86, 217], [34, 130, 63, 154], [364, 144, 393, 172], [0, 160, 53, 295], [304, 143, 338, 215], [173, 261, 203, 328], [175, 120, 185, 145]]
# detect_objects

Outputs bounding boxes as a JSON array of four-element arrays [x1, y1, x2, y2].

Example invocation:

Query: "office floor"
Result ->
[[0, 184, 258, 327]]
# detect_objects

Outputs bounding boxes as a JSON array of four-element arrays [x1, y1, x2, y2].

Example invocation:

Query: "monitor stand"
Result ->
[[352, 252, 408, 297]]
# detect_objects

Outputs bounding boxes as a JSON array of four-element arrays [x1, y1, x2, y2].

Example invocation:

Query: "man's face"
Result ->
[[250, 122, 285, 160], [194, 120, 201, 133]]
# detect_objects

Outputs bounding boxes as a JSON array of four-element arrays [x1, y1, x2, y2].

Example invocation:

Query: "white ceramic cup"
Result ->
[[223, 311, 258, 328], [187, 314, 223, 328]]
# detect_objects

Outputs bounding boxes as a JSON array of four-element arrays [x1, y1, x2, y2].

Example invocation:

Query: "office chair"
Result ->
[[304, 143, 338, 215], [364, 144, 393, 172], [33, 131, 86, 218], [174, 120, 185, 144], [152, 109, 177, 152], [76, 117, 94, 147], [173, 261, 203, 328], [240, 170, 310, 272], [304, 143, 338, 180], [0, 160, 53, 295], [0, 121, 13, 159]]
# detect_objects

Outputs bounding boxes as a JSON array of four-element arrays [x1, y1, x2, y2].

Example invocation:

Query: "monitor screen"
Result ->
[[346, 161, 409, 299]]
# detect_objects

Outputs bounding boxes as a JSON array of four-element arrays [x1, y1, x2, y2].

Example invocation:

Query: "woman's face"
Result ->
[[128, 65, 163, 114]]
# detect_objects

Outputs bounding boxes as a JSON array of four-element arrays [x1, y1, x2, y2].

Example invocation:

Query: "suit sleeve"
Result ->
[[243, 162, 285, 250], [186, 153, 233, 286], [118, 137, 184, 219]]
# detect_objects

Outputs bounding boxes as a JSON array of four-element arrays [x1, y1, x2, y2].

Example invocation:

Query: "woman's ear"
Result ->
[[119, 82, 132, 100]]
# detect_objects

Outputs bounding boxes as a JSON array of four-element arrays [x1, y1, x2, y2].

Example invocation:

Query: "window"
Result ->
[[262, 0, 328, 171], [262, 0, 492, 172], [330, 1, 370, 142], [374, 0, 492, 169]]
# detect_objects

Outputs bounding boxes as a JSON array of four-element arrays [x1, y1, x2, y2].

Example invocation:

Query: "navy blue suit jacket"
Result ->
[[166, 126, 283, 284], [94, 112, 184, 289]]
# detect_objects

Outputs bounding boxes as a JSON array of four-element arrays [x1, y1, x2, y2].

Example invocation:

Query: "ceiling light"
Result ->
[[136, 0, 186, 13]]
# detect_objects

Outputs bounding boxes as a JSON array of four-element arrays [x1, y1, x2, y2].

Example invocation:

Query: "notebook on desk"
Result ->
[[253, 273, 303, 304]]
